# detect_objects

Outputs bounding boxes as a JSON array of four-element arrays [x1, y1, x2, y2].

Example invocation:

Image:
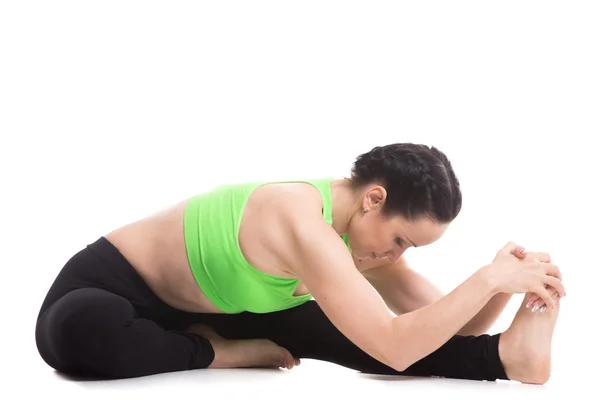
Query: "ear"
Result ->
[[362, 185, 387, 212]]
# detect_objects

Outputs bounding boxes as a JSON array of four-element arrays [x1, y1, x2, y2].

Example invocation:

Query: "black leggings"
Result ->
[[35, 237, 509, 381]]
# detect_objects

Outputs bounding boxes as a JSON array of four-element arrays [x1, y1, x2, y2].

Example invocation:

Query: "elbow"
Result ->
[[382, 349, 413, 373], [382, 335, 425, 372], [386, 357, 411, 373], [391, 362, 410, 373], [383, 320, 415, 372], [387, 351, 425, 373]]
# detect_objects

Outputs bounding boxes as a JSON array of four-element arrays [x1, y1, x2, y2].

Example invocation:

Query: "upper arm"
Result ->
[[272, 199, 401, 370], [362, 258, 445, 315]]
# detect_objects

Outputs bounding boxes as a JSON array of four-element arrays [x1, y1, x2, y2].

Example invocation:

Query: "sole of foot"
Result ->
[[499, 295, 560, 384]]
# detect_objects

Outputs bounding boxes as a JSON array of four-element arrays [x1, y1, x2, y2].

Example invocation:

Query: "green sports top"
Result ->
[[183, 177, 351, 314]]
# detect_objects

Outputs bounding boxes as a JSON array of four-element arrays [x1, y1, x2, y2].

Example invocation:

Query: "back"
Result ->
[[183, 177, 351, 314]]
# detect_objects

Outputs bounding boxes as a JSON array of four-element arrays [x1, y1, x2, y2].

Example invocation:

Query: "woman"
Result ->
[[35, 143, 565, 384]]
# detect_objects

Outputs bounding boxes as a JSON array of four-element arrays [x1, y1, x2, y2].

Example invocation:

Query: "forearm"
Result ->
[[389, 266, 498, 370], [457, 292, 513, 336], [368, 261, 509, 336]]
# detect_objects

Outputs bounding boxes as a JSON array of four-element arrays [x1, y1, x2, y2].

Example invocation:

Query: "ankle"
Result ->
[[206, 339, 237, 369]]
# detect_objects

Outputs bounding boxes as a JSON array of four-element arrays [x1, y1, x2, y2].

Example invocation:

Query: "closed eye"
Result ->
[[395, 237, 405, 247]]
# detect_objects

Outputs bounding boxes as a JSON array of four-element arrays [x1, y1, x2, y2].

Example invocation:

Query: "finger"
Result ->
[[529, 251, 551, 263], [528, 285, 545, 310], [530, 287, 547, 310], [542, 275, 566, 297], [539, 292, 561, 313], [511, 245, 527, 258], [525, 293, 538, 308], [531, 285, 563, 311], [539, 262, 562, 280], [499, 241, 522, 255], [532, 294, 551, 311], [535, 285, 556, 310], [527, 296, 540, 309], [531, 302, 543, 312], [552, 290, 561, 300]]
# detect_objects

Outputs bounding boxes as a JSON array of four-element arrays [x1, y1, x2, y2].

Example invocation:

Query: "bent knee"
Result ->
[[35, 288, 134, 372]]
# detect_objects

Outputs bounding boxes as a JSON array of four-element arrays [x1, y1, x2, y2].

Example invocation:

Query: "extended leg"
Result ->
[[200, 301, 509, 381], [207, 296, 560, 383]]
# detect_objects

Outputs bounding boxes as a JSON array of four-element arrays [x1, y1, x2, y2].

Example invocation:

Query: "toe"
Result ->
[[280, 348, 295, 369]]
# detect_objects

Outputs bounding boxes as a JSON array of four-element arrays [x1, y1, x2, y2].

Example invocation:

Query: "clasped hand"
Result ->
[[490, 242, 566, 312], [513, 246, 565, 311]]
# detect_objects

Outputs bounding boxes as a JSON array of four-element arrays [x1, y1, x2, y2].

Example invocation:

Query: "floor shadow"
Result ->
[[54, 370, 111, 382], [54, 366, 294, 387], [358, 372, 549, 392], [358, 374, 431, 382]]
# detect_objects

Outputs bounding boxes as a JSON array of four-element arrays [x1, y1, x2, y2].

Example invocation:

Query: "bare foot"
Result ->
[[498, 295, 561, 384], [185, 324, 300, 370]]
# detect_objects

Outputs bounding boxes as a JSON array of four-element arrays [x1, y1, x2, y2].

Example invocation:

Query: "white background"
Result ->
[[1, 1, 598, 399]]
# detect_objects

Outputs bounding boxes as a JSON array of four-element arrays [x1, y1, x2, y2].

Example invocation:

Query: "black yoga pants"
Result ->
[[35, 236, 509, 381]]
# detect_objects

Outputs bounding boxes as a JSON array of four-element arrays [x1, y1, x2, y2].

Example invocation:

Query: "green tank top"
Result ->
[[183, 177, 352, 314]]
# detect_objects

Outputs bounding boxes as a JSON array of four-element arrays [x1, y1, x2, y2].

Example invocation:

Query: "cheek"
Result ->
[[372, 224, 394, 252]]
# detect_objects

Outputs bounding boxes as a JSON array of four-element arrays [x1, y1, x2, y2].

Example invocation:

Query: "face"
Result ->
[[346, 185, 449, 263]]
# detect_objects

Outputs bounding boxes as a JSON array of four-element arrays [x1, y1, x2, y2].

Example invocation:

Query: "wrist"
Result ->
[[478, 264, 501, 295]]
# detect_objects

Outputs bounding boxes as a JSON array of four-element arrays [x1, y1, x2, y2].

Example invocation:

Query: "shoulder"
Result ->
[[270, 187, 329, 239], [264, 187, 344, 267], [247, 181, 333, 245], [265, 182, 327, 225]]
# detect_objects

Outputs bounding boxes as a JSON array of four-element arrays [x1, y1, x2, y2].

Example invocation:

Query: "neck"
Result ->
[[330, 178, 361, 235]]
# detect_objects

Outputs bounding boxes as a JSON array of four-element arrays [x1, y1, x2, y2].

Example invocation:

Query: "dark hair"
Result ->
[[349, 143, 461, 223]]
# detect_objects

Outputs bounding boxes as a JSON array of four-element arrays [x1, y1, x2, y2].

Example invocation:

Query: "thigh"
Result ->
[[36, 287, 214, 378], [36, 287, 139, 374], [38, 237, 174, 325]]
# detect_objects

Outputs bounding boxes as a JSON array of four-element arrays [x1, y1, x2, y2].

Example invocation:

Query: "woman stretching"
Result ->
[[35, 143, 565, 384]]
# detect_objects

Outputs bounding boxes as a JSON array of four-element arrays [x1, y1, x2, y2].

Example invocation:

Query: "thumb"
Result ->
[[498, 241, 525, 256], [511, 245, 526, 258]]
